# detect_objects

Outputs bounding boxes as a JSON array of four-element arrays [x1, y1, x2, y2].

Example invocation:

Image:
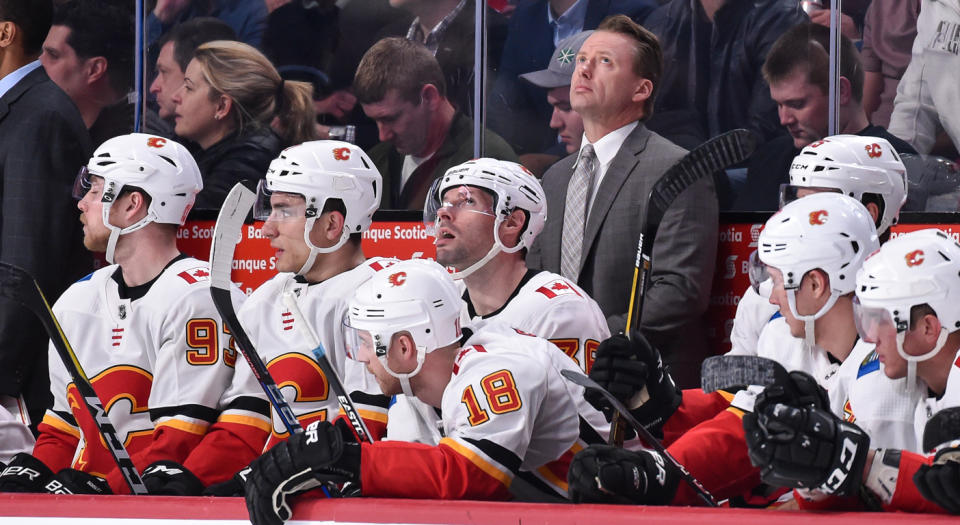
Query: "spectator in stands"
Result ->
[[42, 0, 167, 145], [517, 30, 592, 176], [354, 37, 517, 210], [860, 0, 920, 129], [888, 0, 960, 156], [0, 0, 92, 446], [150, 17, 236, 127], [378, 0, 508, 119], [733, 22, 917, 211], [488, 0, 656, 156], [643, 0, 808, 144], [148, 0, 267, 50], [526, 15, 717, 388], [171, 40, 315, 210]]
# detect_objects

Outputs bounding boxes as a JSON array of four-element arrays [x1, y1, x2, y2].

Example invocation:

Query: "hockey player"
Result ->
[[137, 141, 395, 496], [0, 134, 266, 495], [244, 259, 610, 525], [747, 229, 960, 512]]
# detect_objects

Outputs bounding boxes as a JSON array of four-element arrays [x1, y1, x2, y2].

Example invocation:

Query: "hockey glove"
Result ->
[[743, 401, 869, 496], [586, 331, 681, 439], [0, 453, 57, 493], [751, 370, 830, 414], [245, 420, 361, 525], [914, 440, 960, 514], [143, 460, 205, 495], [568, 445, 680, 505], [203, 466, 252, 497], [47, 469, 112, 495]]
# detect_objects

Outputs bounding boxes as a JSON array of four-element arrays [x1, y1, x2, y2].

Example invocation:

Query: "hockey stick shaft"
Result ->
[[0, 263, 147, 494], [209, 184, 302, 436], [282, 292, 374, 444], [562, 369, 718, 506], [610, 129, 758, 446]]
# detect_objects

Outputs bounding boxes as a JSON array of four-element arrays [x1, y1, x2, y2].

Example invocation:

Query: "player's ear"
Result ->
[[803, 269, 829, 298], [498, 209, 526, 247], [918, 313, 943, 343]]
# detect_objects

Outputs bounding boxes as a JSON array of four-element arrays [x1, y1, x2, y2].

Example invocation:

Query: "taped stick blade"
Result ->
[[700, 355, 789, 393]]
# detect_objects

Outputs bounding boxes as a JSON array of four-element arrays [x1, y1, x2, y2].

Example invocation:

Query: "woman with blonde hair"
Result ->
[[172, 40, 316, 209]]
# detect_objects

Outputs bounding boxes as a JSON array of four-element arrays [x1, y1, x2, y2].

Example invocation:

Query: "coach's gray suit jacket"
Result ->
[[527, 122, 718, 387]]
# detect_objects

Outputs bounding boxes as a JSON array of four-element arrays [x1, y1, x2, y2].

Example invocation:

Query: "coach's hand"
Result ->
[[245, 420, 360, 525], [586, 332, 681, 439], [568, 445, 680, 505]]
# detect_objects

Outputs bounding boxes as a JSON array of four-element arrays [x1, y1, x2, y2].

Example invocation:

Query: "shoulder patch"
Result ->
[[857, 350, 880, 378], [453, 344, 487, 375], [367, 259, 397, 272], [76, 271, 94, 283], [177, 267, 211, 284], [535, 279, 582, 299]]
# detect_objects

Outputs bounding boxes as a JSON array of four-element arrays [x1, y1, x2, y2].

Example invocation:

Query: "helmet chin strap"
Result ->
[[296, 217, 350, 276], [895, 327, 947, 394], [786, 289, 839, 348], [379, 347, 426, 398], [450, 216, 525, 280], [101, 200, 155, 264]]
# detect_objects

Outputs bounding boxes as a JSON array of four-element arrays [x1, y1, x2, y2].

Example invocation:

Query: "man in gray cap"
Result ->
[[518, 30, 592, 175]]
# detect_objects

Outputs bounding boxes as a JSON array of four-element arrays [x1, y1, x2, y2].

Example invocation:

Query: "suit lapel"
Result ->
[[580, 124, 650, 272], [544, 156, 576, 270], [0, 67, 46, 124]]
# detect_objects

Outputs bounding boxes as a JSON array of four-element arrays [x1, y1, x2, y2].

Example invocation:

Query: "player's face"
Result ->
[[769, 68, 829, 149], [261, 192, 312, 273], [361, 89, 431, 156], [41, 26, 88, 102], [767, 266, 806, 338], [172, 59, 226, 148], [354, 330, 403, 396], [547, 86, 584, 154], [571, 31, 649, 122], [434, 186, 496, 269], [77, 175, 111, 251], [150, 42, 183, 122]]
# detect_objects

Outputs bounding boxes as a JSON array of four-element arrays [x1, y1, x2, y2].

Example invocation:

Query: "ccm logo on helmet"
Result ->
[[809, 210, 829, 225], [865, 143, 883, 158], [146, 137, 167, 148], [387, 272, 406, 287], [333, 147, 351, 161], [905, 250, 925, 267]]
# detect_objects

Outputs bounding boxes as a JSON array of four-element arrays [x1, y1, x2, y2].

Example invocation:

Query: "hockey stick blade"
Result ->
[[282, 292, 374, 444], [561, 369, 718, 507], [0, 263, 147, 494], [923, 407, 960, 453], [209, 183, 302, 436], [699, 355, 790, 393]]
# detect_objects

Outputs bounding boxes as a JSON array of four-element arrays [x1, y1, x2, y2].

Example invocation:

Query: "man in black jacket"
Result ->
[[0, 0, 92, 444]]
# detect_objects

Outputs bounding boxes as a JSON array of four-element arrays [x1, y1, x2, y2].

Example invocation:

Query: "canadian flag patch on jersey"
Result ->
[[535, 279, 581, 299], [177, 267, 210, 284]]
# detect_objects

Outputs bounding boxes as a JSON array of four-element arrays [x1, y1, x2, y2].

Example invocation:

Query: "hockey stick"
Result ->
[[281, 293, 374, 444], [209, 183, 302, 436], [699, 355, 790, 394], [0, 263, 147, 494], [562, 369, 718, 506], [610, 128, 759, 446]]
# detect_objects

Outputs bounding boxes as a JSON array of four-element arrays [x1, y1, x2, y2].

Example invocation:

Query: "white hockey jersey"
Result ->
[[236, 258, 395, 447], [914, 348, 960, 448], [727, 285, 780, 357], [754, 318, 917, 450], [362, 322, 604, 500], [34, 257, 250, 490]]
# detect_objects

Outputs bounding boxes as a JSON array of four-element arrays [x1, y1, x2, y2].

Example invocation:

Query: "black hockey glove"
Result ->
[[586, 331, 681, 439], [142, 460, 205, 495], [203, 466, 252, 497], [0, 453, 58, 493], [914, 441, 960, 514], [47, 468, 112, 495], [751, 370, 830, 414], [743, 401, 869, 496], [568, 445, 680, 505], [245, 420, 361, 525]]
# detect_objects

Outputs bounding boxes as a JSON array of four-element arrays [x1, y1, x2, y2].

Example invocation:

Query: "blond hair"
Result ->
[[193, 40, 316, 145]]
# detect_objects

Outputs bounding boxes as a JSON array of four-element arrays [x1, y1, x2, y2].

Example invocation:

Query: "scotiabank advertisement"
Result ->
[[175, 212, 959, 354]]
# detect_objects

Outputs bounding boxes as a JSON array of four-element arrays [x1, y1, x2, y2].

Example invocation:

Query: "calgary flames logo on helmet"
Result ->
[[809, 210, 828, 225], [905, 249, 925, 267], [865, 143, 883, 158], [146, 137, 167, 148], [387, 272, 407, 287], [333, 147, 351, 161]]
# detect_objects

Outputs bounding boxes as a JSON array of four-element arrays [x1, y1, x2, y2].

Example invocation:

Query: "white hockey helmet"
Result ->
[[854, 229, 960, 387], [424, 158, 547, 279], [346, 259, 462, 396], [758, 192, 879, 345], [256, 140, 382, 275], [75, 133, 202, 263], [783, 135, 907, 234]]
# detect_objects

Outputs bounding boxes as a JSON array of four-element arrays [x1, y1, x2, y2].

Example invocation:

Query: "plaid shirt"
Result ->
[[405, 0, 469, 54]]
